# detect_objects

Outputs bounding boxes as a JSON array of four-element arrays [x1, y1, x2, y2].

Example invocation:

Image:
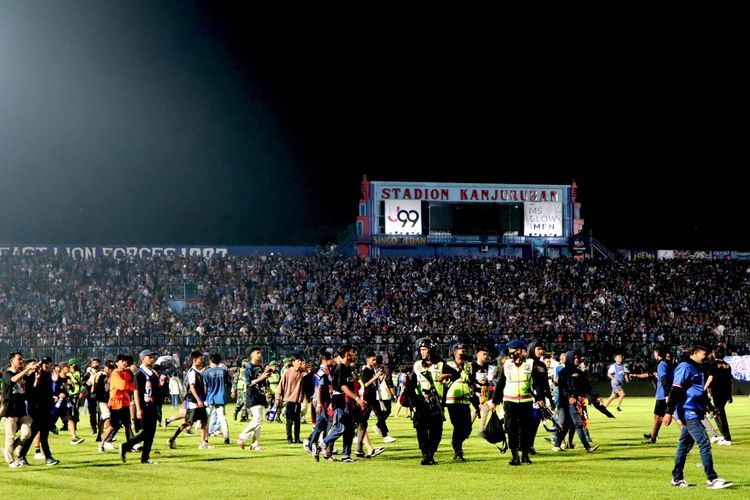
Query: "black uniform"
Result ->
[[527, 342, 552, 451], [405, 358, 451, 464], [19, 370, 55, 460], [707, 357, 733, 442], [123, 366, 164, 463]]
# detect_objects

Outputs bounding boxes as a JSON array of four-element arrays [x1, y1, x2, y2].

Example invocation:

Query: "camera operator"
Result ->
[[405, 337, 453, 465]]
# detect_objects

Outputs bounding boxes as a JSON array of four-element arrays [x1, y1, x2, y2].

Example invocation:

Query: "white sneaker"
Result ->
[[383, 436, 397, 443], [33, 452, 45, 460], [8, 460, 23, 469], [103, 442, 114, 451], [671, 479, 690, 487], [707, 478, 733, 489], [718, 439, 732, 446], [710, 436, 722, 444]]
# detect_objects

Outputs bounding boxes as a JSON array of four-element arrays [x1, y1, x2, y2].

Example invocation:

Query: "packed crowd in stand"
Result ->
[[1, 253, 749, 372]]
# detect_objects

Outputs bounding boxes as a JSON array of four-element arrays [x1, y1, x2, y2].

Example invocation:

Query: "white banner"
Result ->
[[725, 356, 750, 382], [384, 200, 422, 235], [524, 202, 562, 237]]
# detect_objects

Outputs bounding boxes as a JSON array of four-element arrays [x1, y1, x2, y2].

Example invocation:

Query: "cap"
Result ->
[[506, 339, 527, 350], [68, 358, 79, 366], [450, 342, 467, 354], [283, 357, 292, 363], [139, 349, 158, 359], [41, 356, 53, 364], [269, 361, 278, 366]]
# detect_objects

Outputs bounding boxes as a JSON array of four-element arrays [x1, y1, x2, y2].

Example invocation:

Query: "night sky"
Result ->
[[1, 3, 745, 250]]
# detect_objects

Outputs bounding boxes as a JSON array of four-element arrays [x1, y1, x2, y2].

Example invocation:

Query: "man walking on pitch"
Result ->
[[664, 344, 732, 489], [203, 353, 230, 445], [604, 353, 629, 412], [169, 351, 208, 449], [120, 350, 163, 464], [238, 347, 272, 451], [275, 353, 308, 445]]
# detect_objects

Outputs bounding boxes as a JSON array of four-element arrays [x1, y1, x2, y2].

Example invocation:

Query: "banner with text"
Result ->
[[524, 202, 563, 237], [725, 356, 750, 382], [384, 200, 422, 235], [0, 245, 317, 259]]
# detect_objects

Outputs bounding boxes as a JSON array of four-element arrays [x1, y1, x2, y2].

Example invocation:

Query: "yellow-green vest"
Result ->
[[413, 360, 444, 399], [268, 371, 280, 392], [445, 360, 472, 405], [502, 359, 534, 403], [69, 369, 82, 397]]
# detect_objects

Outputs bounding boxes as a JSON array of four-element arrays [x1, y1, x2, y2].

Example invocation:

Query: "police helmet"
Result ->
[[416, 337, 434, 350]]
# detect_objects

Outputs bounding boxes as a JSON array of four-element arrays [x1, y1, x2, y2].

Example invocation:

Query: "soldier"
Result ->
[[232, 359, 250, 422]]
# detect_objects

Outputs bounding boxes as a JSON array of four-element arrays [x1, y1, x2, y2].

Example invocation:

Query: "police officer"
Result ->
[[444, 342, 474, 461], [405, 337, 453, 465], [490, 339, 546, 466]]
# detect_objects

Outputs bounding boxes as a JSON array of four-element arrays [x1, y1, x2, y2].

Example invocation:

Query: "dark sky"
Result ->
[[0, 3, 745, 249]]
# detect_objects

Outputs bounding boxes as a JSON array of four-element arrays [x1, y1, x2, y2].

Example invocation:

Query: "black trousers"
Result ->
[[284, 402, 301, 441], [88, 397, 98, 432], [124, 410, 158, 462], [447, 404, 472, 454], [20, 411, 52, 459], [712, 397, 732, 441], [414, 409, 443, 458], [504, 401, 533, 454], [372, 400, 392, 437]]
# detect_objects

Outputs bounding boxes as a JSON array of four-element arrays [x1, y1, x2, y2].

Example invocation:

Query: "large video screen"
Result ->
[[429, 203, 523, 235]]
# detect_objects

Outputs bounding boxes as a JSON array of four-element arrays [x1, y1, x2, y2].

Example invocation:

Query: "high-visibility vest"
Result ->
[[445, 360, 472, 405], [502, 359, 534, 403], [413, 360, 444, 399], [69, 370, 82, 397], [268, 372, 280, 391]]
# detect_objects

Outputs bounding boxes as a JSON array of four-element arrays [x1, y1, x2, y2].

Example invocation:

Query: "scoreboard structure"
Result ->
[[355, 176, 586, 258]]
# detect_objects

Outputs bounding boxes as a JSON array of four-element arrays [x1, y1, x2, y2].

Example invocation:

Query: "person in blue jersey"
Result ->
[[203, 353, 230, 445], [643, 346, 676, 443], [663, 344, 732, 490], [307, 351, 335, 461], [603, 353, 630, 412]]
